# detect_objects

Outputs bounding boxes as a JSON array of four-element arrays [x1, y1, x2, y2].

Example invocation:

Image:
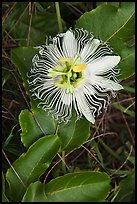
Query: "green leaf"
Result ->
[[76, 2, 135, 80], [113, 171, 135, 202], [22, 171, 111, 202], [57, 113, 90, 151], [22, 181, 48, 202], [6, 135, 60, 202], [3, 124, 18, 149], [97, 2, 120, 8], [45, 171, 111, 202], [118, 45, 135, 80], [2, 172, 9, 202], [19, 109, 56, 148]]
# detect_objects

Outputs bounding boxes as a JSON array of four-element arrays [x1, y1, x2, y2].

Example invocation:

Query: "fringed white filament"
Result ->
[[27, 28, 123, 123]]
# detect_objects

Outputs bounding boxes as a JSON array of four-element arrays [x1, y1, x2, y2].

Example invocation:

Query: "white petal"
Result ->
[[53, 89, 72, 121], [74, 87, 95, 124], [90, 75, 123, 91], [62, 30, 77, 58], [80, 39, 100, 63], [83, 56, 120, 76]]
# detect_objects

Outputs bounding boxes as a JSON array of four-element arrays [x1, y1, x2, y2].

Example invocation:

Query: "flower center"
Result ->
[[48, 54, 86, 94]]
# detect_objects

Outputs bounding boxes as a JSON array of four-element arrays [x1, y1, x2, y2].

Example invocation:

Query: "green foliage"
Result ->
[[11, 47, 38, 96], [3, 124, 18, 149], [6, 135, 60, 201], [3, 2, 135, 203], [57, 113, 90, 151], [112, 104, 135, 117], [4, 2, 61, 46], [112, 170, 135, 202], [22, 181, 48, 202], [45, 171, 110, 202], [22, 171, 110, 202], [76, 2, 135, 80], [19, 109, 56, 148], [2, 172, 9, 202]]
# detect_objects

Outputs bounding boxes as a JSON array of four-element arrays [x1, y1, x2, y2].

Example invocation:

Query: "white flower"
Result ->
[[27, 28, 123, 124]]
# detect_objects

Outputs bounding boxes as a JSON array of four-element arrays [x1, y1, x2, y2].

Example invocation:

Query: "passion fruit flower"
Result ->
[[27, 28, 123, 124]]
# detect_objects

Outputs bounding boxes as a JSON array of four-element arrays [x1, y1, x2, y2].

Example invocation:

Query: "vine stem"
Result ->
[[55, 2, 63, 32], [61, 150, 67, 173]]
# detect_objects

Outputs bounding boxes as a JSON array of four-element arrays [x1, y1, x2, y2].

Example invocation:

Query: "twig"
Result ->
[[27, 2, 33, 46], [110, 145, 133, 177], [2, 149, 26, 188], [44, 150, 73, 183], [81, 144, 109, 173]]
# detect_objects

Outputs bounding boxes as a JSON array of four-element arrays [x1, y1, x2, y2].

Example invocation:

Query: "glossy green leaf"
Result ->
[[118, 45, 135, 80], [22, 171, 110, 202], [113, 171, 135, 202], [19, 109, 56, 148], [6, 135, 60, 202], [57, 113, 90, 151], [22, 181, 48, 202], [76, 2, 135, 80], [45, 171, 111, 202], [2, 172, 9, 202]]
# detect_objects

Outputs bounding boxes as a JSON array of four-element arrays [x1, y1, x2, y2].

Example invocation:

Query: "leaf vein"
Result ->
[[107, 11, 134, 42]]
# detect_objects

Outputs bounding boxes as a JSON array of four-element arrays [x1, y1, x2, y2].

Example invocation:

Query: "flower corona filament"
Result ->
[[28, 28, 123, 124]]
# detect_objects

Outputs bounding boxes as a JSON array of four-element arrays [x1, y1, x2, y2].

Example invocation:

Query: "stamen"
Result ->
[[73, 64, 86, 72], [59, 58, 73, 65]]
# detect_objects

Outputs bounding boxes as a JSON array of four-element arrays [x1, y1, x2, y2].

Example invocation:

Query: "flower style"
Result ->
[[27, 28, 123, 124]]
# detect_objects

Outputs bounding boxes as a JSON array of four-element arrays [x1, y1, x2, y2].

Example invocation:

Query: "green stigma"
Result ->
[[47, 54, 86, 94]]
